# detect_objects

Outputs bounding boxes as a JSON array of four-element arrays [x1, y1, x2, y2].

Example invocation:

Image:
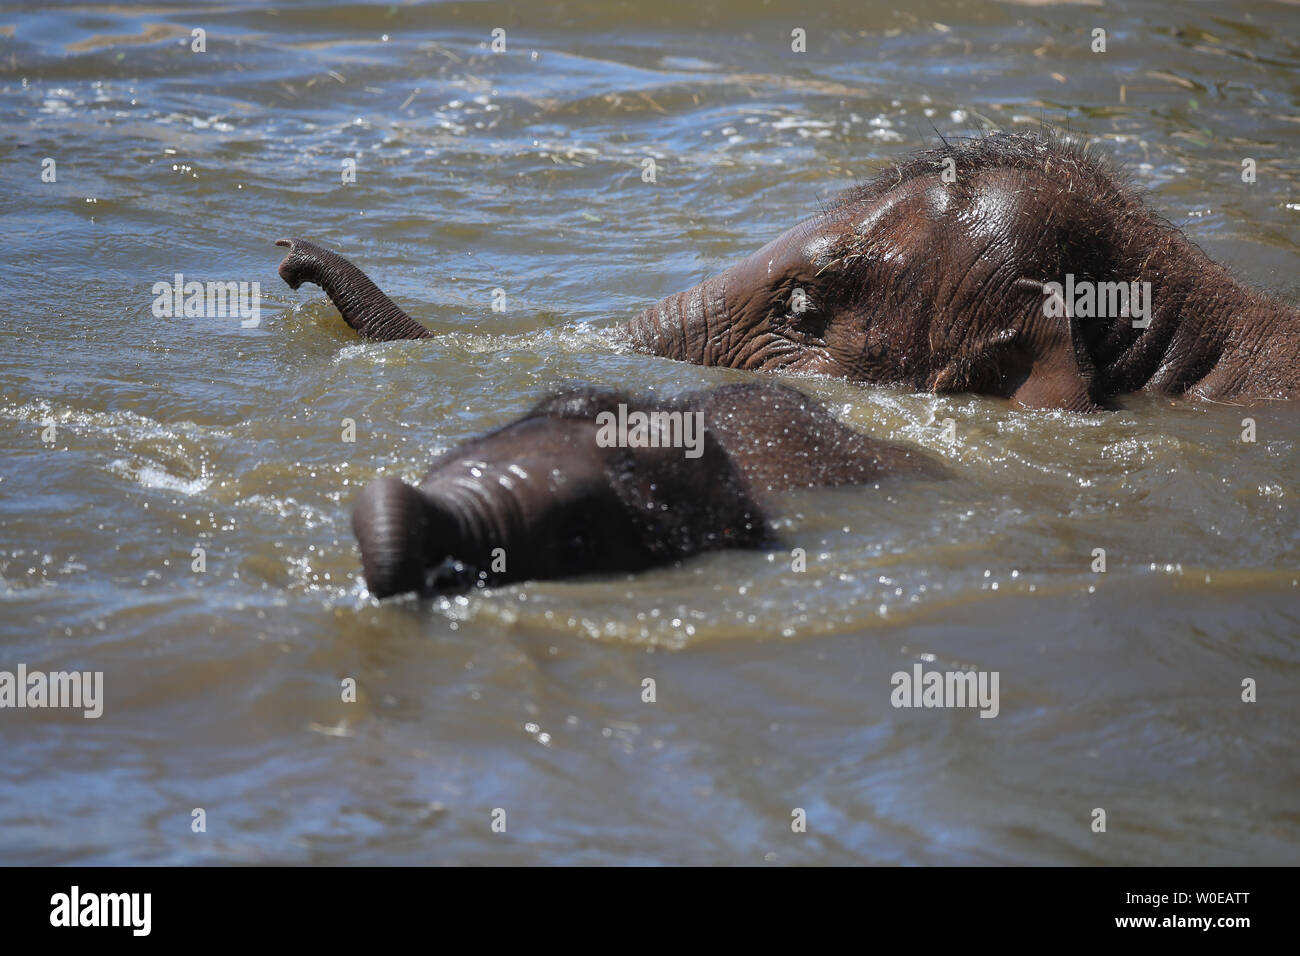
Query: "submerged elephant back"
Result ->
[[692, 382, 943, 495]]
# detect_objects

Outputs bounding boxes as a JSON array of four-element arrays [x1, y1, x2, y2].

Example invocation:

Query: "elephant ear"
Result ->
[[930, 328, 1023, 396], [1005, 278, 1102, 412], [1009, 355, 1097, 411]]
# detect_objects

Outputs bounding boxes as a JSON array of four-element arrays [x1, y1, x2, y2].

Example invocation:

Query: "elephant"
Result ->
[[349, 382, 938, 597], [275, 130, 1299, 410]]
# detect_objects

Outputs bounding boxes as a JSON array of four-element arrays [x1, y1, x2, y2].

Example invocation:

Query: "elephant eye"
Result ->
[[780, 283, 819, 320], [781, 287, 830, 338]]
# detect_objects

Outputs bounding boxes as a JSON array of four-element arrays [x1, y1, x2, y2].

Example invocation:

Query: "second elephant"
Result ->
[[351, 382, 939, 598], [276, 131, 1300, 410]]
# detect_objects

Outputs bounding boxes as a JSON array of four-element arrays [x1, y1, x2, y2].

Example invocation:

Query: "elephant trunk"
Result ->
[[351, 477, 474, 597], [275, 238, 432, 341], [626, 274, 733, 367]]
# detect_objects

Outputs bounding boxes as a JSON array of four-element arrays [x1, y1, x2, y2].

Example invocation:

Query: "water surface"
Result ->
[[1, 0, 1298, 864]]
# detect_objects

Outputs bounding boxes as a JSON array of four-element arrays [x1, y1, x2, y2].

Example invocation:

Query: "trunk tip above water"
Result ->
[[352, 476, 465, 599], [274, 236, 321, 290]]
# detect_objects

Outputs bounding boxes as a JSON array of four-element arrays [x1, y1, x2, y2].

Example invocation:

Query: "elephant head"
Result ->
[[626, 132, 1300, 408]]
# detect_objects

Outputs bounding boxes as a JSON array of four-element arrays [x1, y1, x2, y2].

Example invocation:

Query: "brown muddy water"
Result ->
[[1, 1, 1298, 865]]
